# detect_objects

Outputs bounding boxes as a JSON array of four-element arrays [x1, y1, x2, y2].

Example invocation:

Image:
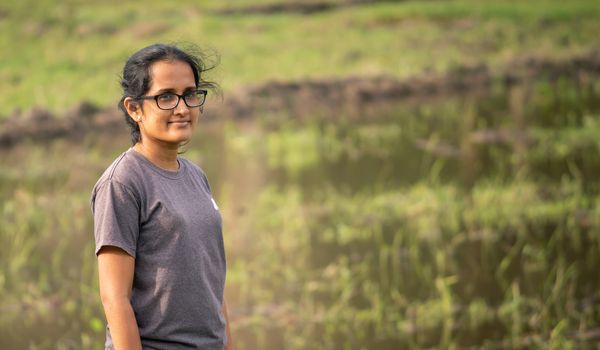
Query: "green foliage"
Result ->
[[227, 179, 599, 348], [2, 80, 600, 348], [0, 143, 105, 348], [0, 0, 599, 116], [1, 0, 600, 348]]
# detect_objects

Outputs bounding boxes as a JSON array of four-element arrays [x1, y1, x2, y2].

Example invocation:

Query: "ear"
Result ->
[[124, 97, 142, 121]]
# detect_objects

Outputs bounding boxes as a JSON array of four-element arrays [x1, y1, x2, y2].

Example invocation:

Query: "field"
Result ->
[[1, 0, 600, 116], [1, 0, 600, 349]]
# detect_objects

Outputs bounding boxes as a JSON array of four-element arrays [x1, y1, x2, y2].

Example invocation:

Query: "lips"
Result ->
[[168, 120, 191, 124]]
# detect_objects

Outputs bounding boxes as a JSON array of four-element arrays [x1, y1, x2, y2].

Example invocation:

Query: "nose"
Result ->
[[173, 97, 190, 115]]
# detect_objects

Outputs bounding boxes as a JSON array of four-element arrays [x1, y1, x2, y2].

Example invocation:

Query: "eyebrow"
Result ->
[[153, 86, 197, 94]]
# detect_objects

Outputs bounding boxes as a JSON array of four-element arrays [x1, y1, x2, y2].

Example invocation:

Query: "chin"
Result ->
[[173, 137, 191, 145], [170, 131, 193, 143]]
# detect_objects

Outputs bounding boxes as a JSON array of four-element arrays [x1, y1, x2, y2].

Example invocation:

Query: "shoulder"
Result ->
[[91, 150, 144, 200], [180, 157, 206, 178], [179, 157, 212, 191]]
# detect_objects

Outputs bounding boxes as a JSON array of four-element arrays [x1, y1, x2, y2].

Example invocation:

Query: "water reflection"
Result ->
[[1, 77, 599, 348], [206, 78, 600, 195], [191, 77, 600, 348]]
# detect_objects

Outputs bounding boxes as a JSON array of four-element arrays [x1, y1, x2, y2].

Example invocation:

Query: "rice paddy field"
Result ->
[[1, 0, 600, 349]]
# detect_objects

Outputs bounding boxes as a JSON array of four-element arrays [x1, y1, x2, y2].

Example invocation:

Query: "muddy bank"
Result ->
[[214, 0, 396, 16], [1, 47, 599, 148]]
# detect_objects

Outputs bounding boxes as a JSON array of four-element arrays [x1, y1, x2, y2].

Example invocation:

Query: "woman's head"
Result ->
[[118, 44, 217, 145]]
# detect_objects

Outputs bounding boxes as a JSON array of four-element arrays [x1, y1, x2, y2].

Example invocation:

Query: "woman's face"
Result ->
[[134, 59, 200, 147]]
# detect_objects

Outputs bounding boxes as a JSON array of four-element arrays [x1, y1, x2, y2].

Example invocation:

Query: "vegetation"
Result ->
[[1, 0, 600, 349], [0, 0, 599, 115]]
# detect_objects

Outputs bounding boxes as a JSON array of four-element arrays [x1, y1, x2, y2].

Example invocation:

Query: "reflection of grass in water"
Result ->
[[229, 180, 597, 349], [228, 78, 600, 189], [1, 0, 600, 115], [0, 144, 106, 348], [262, 122, 403, 177], [2, 79, 600, 348]]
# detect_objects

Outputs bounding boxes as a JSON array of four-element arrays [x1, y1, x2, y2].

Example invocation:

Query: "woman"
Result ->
[[91, 44, 232, 350]]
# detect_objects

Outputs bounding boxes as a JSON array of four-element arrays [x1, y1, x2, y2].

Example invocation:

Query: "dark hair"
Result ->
[[118, 43, 218, 145]]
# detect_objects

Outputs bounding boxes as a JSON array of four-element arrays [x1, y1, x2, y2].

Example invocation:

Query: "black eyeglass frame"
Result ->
[[137, 89, 208, 110]]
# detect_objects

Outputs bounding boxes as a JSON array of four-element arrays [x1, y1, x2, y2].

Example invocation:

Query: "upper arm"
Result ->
[[92, 180, 140, 257], [98, 246, 135, 303]]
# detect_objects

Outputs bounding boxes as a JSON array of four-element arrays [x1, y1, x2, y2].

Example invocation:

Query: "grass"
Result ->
[[223, 179, 599, 349], [2, 76, 599, 348], [1, 1, 600, 348], [0, 0, 599, 116]]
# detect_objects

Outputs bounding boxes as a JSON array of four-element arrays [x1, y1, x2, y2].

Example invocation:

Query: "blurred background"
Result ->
[[1, 0, 600, 349]]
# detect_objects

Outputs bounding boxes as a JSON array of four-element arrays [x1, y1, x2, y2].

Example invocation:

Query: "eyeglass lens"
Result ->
[[157, 91, 206, 109]]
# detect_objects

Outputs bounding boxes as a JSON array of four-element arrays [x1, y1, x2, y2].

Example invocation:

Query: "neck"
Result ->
[[133, 141, 180, 171]]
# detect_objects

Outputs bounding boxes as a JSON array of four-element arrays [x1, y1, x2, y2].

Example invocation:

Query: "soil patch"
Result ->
[[1, 48, 599, 148], [214, 0, 396, 15]]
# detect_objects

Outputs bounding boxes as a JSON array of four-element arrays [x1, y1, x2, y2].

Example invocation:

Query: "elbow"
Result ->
[[100, 292, 131, 313]]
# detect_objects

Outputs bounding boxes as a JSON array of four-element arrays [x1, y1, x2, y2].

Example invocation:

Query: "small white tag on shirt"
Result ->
[[210, 197, 219, 210]]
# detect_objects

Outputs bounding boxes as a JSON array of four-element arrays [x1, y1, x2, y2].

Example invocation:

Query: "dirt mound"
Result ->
[[0, 102, 113, 147], [211, 47, 600, 121], [214, 64, 491, 122], [215, 0, 395, 15], [1, 48, 599, 148]]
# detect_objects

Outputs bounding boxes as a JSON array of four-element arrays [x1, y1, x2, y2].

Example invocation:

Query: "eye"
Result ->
[[157, 93, 177, 101], [183, 90, 197, 98], [184, 90, 200, 101]]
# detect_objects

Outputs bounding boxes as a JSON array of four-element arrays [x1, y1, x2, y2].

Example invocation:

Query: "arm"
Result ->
[[222, 299, 233, 350], [98, 246, 142, 350]]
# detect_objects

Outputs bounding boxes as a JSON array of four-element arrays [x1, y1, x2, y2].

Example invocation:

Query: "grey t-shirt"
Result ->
[[91, 148, 227, 350]]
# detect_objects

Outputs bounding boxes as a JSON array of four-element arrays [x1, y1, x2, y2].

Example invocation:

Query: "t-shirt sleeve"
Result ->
[[91, 179, 140, 257], [199, 169, 213, 195]]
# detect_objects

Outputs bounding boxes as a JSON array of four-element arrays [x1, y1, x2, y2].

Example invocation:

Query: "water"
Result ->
[[197, 77, 600, 194], [1, 76, 600, 348]]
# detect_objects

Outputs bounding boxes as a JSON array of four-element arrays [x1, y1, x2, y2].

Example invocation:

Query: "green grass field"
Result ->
[[1, 0, 600, 349], [0, 0, 599, 116]]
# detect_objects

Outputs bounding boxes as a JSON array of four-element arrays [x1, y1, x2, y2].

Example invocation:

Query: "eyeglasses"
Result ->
[[138, 89, 208, 110]]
